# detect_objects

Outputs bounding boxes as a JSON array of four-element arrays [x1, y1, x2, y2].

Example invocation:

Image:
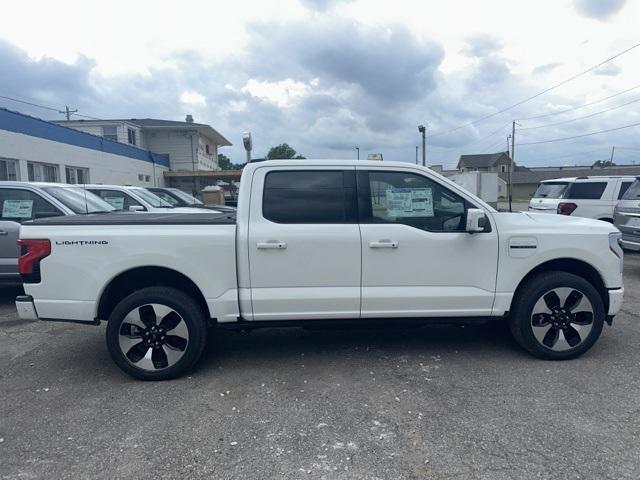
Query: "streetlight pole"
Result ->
[[415, 146, 419, 164], [418, 124, 426, 166], [356, 146, 360, 160]]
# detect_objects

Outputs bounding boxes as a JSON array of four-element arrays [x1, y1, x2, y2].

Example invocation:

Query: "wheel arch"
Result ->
[[97, 266, 210, 321], [510, 258, 608, 314]]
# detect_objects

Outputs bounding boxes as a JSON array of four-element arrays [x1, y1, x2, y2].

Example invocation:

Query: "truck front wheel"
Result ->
[[509, 272, 605, 360], [106, 287, 208, 380]]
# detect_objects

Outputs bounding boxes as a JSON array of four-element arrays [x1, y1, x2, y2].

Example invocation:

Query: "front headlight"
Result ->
[[609, 231, 623, 266]]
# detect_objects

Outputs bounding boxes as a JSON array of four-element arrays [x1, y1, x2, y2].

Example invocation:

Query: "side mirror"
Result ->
[[129, 205, 145, 212], [466, 208, 487, 233]]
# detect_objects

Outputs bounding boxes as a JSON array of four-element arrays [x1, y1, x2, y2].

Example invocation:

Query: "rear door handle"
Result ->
[[369, 241, 398, 249], [0, 230, 8, 236], [256, 241, 287, 250]]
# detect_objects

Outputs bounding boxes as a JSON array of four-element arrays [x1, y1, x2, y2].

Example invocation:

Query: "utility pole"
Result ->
[[356, 146, 360, 160], [415, 146, 419, 164], [610, 146, 616, 164], [418, 124, 426, 166], [509, 120, 516, 213], [59, 105, 77, 120]]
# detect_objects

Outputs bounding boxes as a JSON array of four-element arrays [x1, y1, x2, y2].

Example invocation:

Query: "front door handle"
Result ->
[[257, 241, 287, 250], [369, 240, 398, 249], [0, 230, 7, 236]]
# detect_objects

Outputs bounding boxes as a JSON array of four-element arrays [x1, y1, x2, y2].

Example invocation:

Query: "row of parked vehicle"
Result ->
[[528, 175, 640, 251], [0, 182, 233, 284]]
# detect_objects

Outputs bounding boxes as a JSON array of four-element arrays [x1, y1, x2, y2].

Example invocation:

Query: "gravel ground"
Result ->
[[1, 254, 639, 479]]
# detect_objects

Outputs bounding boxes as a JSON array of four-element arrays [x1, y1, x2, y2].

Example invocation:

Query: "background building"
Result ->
[[457, 152, 512, 173], [0, 108, 169, 186], [56, 115, 231, 172]]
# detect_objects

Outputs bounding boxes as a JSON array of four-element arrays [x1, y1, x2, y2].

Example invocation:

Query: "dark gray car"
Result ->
[[0, 182, 115, 283], [614, 178, 640, 252]]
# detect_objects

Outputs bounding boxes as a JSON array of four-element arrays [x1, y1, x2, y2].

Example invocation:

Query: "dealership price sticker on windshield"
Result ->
[[386, 187, 433, 217], [2, 200, 33, 219]]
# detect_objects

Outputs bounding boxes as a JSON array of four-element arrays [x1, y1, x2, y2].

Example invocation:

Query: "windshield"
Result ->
[[622, 180, 640, 199], [42, 186, 116, 214], [129, 188, 174, 207], [168, 188, 204, 205], [533, 182, 569, 198]]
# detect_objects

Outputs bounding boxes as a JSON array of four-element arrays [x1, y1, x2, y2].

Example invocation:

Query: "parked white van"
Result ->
[[528, 176, 635, 222]]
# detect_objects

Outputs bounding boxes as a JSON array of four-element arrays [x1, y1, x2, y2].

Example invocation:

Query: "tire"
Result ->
[[106, 287, 208, 380], [509, 271, 605, 360]]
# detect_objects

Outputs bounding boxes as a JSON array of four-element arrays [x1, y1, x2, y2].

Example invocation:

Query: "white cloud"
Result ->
[[241, 78, 311, 107], [180, 90, 207, 106]]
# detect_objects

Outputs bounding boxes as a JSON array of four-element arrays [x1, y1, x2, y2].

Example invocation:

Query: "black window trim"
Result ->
[[261, 169, 358, 224], [0, 186, 65, 222], [356, 169, 491, 233]]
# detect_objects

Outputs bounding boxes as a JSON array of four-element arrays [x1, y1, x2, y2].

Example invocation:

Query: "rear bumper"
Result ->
[[608, 288, 624, 316], [16, 295, 38, 320]]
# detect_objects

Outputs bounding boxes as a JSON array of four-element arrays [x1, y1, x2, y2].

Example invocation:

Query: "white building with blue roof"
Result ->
[[0, 108, 171, 186]]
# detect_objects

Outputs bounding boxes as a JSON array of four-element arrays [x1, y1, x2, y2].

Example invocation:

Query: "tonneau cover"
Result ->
[[24, 212, 237, 226]]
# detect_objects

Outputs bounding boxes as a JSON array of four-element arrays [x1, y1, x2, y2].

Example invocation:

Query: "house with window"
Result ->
[[56, 115, 231, 172], [457, 152, 513, 173]]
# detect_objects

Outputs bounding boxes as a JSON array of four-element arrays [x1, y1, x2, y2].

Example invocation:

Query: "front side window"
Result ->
[[360, 171, 468, 232], [622, 180, 640, 199], [263, 170, 356, 223], [565, 182, 607, 200], [0, 188, 62, 221], [42, 187, 114, 214], [152, 190, 180, 206], [618, 181, 633, 200], [89, 189, 144, 211]]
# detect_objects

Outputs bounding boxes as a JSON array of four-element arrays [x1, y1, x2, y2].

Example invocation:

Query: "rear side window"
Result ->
[[618, 181, 634, 200], [0, 188, 62, 221], [565, 182, 607, 200], [263, 170, 356, 223], [533, 182, 568, 198], [622, 180, 640, 199]]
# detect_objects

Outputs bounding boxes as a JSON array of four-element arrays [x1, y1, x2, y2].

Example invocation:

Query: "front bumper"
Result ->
[[16, 295, 39, 321], [608, 288, 624, 316]]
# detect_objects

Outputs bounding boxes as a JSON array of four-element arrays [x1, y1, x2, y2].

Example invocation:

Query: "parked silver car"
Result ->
[[0, 182, 115, 283], [614, 177, 640, 251]]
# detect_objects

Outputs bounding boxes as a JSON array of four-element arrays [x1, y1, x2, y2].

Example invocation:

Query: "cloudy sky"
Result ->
[[1, 0, 639, 168]]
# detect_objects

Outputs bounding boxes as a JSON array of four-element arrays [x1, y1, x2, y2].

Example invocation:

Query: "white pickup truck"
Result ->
[[16, 160, 624, 380]]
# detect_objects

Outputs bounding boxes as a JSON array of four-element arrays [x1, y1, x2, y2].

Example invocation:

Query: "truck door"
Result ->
[[357, 168, 499, 317], [247, 167, 361, 321]]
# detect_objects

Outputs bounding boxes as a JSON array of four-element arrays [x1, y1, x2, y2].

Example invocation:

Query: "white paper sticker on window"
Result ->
[[2, 200, 34, 219], [386, 188, 434, 218], [103, 196, 125, 210]]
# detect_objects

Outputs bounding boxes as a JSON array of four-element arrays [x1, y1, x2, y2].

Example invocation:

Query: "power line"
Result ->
[[0, 93, 100, 120], [517, 121, 640, 146], [519, 96, 640, 130], [518, 82, 640, 120], [429, 41, 640, 138]]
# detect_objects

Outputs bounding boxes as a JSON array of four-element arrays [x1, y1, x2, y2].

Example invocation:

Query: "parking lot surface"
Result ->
[[1, 255, 639, 480]]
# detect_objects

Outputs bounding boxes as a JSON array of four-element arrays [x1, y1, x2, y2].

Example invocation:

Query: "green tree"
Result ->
[[267, 143, 305, 160], [218, 153, 244, 170], [592, 159, 616, 168]]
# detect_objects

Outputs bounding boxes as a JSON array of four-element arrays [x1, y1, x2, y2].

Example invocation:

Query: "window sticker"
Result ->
[[2, 199, 34, 218], [385, 187, 434, 218], [103, 196, 125, 210]]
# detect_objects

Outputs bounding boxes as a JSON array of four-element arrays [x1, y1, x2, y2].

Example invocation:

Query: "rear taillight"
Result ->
[[557, 202, 578, 216], [17, 239, 51, 282]]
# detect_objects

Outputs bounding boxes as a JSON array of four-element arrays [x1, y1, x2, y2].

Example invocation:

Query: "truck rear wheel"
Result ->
[[106, 287, 208, 380], [509, 272, 605, 360]]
